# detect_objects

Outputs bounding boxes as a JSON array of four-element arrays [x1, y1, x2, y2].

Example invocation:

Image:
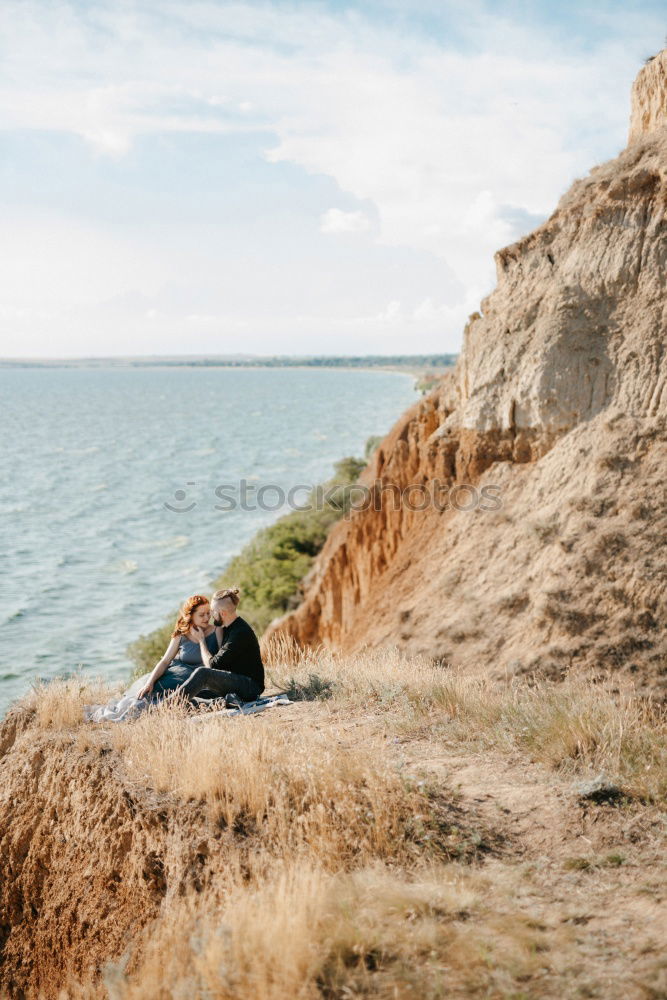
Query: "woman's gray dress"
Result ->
[[83, 631, 221, 722], [121, 630, 220, 703], [151, 631, 220, 695]]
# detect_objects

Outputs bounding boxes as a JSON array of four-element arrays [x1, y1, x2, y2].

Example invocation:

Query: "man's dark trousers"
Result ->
[[177, 666, 261, 702]]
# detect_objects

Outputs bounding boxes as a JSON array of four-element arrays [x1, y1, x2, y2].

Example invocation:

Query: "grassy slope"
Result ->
[[5, 646, 665, 999]]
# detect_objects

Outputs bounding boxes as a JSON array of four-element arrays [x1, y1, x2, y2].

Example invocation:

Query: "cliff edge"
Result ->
[[267, 53, 667, 696]]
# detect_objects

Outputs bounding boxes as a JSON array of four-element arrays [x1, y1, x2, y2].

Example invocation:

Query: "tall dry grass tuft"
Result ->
[[68, 862, 562, 1000], [261, 632, 306, 670], [27, 675, 115, 732], [110, 702, 463, 867], [265, 639, 451, 704]]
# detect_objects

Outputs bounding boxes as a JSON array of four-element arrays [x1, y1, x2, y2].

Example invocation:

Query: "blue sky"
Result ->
[[0, 0, 664, 357]]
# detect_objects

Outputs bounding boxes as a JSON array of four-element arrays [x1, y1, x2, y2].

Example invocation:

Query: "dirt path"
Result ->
[[312, 702, 666, 996], [402, 737, 667, 999]]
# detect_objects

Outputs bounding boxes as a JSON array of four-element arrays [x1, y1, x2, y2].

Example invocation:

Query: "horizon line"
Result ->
[[0, 351, 459, 363]]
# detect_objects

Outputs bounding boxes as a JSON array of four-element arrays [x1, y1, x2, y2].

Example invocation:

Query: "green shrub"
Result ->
[[279, 673, 336, 701], [127, 454, 369, 677], [414, 373, 440, 395]]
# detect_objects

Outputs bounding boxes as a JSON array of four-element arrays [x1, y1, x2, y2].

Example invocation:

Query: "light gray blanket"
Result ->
[[83, 692, 291, 724]]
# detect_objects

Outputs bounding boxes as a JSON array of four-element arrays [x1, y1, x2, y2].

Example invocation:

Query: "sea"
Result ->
[[0, 366, 417, 717]]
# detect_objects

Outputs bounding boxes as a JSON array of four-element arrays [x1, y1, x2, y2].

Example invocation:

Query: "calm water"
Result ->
[[0, 366, 417, 716]]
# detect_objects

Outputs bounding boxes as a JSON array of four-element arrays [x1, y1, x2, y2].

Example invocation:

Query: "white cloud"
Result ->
[[320, 208, 373, 234], [0, 1, 662, 356], [377, 300, 401, 323]]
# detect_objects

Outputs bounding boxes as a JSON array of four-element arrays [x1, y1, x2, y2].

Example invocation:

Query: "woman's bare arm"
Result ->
[[137, 635, 180, 698]]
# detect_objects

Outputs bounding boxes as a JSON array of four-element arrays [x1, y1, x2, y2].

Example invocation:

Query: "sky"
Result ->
[[0, 0, 664, 358]]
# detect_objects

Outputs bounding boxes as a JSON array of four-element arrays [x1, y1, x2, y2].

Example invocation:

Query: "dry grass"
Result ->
[[24, 640, 667, 806], [416, 669, 666, 800], [66, 862, 565, 1000], [7, 644, 666, 999], [263, 638, 667, 803], [108, 701, 468, 867], [26, 674, 113, 731]]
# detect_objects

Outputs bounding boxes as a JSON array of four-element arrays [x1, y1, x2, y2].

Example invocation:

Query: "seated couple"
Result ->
[[134, 588, 264, 705]]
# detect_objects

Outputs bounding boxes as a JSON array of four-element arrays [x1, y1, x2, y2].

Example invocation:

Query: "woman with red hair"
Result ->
[[137, 595, 219, 700]]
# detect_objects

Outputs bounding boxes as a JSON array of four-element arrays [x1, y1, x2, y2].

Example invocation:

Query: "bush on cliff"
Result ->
[[127, 454, 368, 677]]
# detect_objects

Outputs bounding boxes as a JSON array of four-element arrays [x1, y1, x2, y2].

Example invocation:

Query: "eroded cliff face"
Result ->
[[0, 709, 215, 998], [629, 49, 667, 146], [267, 57, 667, 696]]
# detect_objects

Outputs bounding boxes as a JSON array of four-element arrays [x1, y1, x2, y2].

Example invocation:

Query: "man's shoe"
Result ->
[[224, 693, 244, 710]]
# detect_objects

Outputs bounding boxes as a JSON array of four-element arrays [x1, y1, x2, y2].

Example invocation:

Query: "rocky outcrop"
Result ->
[[629, 49, 667, 145], [267, 55, 667, 696]]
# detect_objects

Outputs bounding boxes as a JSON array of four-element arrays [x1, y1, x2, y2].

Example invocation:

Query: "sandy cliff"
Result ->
[[629, 49, 667, 146], [268, 54, 667, 696]]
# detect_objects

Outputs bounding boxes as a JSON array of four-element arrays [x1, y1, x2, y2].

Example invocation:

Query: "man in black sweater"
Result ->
[[175, 587, 264, 703]]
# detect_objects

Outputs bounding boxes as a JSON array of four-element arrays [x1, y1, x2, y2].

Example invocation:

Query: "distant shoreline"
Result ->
[[0, 353, 458, 375]]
